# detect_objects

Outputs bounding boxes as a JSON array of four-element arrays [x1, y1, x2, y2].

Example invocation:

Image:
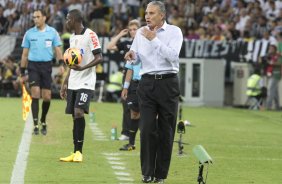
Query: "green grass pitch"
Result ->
[[1, 97, 282, 183]]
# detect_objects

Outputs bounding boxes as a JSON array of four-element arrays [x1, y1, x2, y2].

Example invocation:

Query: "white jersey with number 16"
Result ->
[[68, 28, 101, 90]]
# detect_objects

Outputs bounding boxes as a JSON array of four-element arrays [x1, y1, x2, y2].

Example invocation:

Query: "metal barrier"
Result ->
[[0, 36, 16, 60]]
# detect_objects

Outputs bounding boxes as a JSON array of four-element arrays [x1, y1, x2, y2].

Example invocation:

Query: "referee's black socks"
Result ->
[[31, 98, 39, 126], [41, 101, 50, 124], [129, 119, 139, 145]]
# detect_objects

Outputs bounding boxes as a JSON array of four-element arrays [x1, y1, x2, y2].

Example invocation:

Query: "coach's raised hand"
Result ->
[[141, 27, 157, 41], [124, 50, 135, 61]]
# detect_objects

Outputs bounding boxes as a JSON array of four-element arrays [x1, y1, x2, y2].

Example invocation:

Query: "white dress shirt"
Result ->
[[130, 22, 183, 75]]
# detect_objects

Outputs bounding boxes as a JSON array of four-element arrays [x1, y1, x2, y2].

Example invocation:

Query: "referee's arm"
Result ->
[[54, 46, 64, 74], [54, 46, 63, 61], [20, 48, 29, 68], [20, 48, 29, 78]]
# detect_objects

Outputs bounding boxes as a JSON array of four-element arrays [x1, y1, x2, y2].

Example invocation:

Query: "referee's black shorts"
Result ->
[[27, 61, 52, 89], [65, 89, 94, 114], [127, 80, 139, 112]]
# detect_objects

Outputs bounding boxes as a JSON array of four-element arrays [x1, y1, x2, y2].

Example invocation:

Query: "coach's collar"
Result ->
[[146, 21, 167, 32]]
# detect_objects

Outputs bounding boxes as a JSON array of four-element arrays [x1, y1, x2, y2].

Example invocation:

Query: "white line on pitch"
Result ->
[[10, 112, 33, 184], [106, 156, 122, 161], [103, 152, 121, 156], [115, 172, 130, 176], [112, 166, 126, 170], [108, 161, 125, 165], [117, 177, 134, 181], [89, 123, 107, 141], [89, 123, 134, 182]]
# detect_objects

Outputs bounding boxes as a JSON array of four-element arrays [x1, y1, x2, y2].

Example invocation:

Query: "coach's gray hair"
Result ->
[[148, 1, 166, 15]]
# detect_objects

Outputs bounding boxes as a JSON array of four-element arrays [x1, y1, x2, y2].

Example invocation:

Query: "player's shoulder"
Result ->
[[84, 28, 98, 36]]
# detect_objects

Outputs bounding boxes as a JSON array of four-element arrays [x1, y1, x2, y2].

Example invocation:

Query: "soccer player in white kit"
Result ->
[[59, 9, 103, 162]]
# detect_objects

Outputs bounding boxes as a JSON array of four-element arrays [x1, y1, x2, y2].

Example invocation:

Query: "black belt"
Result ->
[[29, 60, 52, 62], [132, 80, 140, 83], [142, 73, 177, 80]]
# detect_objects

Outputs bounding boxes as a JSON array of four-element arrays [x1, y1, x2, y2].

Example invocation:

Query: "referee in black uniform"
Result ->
[[125, 1, 183, 183], [107, 19, 140, 141]]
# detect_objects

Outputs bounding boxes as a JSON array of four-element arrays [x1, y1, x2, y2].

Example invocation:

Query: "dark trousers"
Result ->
[[137, 76, 179, 179], [121, 99, 131, 136]]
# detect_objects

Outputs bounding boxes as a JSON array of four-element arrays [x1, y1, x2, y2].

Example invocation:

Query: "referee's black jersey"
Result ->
[[117, 40, 133, 53]]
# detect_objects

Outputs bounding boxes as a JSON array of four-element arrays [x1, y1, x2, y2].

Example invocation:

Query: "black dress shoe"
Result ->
[[142, 176, 153, 183], [154, 178, 165, 183]]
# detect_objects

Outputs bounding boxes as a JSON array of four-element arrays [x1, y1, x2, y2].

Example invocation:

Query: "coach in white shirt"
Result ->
[[125, 1, 183, 183]]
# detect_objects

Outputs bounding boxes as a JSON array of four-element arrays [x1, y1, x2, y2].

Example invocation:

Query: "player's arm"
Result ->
[[121, 69, 133, 100], [88, 51, 103, 68], [20, 48, 29, 82], [107, 29, 128, 51], [70, 47, 103, 71], [60, 68, 70, 100], [70, 31, 103, 71]]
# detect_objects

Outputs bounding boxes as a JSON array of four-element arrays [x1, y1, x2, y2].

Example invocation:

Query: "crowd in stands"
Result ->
[[1, 0, 281, 46], [0, 55, 20, 97], [0, 0, 281, 109]]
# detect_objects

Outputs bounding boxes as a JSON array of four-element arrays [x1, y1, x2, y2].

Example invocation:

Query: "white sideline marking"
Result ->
[[95, 136, 108, 141], [95, 132, 105, 135], [120, 152, 140, 156], [117, 177, 134, 181], [10, 112, 33, 184], [108, 161, 125, 165], [106, 154, 135, 182], [115, 172, 130, 176], [89, 123, 107, 141], [88, 123, 135, 183], [106, 156, 122, 161], [112, 166, 126, 170], [103, 152, 121, 156]]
